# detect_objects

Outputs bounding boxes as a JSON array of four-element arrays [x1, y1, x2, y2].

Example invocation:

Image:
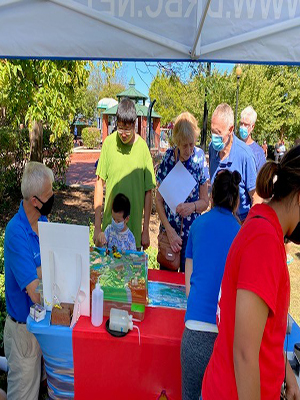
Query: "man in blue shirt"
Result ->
[[4, 162, 54, 400], [239, 106, 266, 172], [209, 103, 257, 221]]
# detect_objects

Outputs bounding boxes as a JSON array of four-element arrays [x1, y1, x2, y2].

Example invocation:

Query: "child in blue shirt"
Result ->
[[99, 193, 136, 251]]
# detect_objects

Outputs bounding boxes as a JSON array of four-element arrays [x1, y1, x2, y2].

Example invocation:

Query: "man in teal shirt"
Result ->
[[94, 97, 156, 249]]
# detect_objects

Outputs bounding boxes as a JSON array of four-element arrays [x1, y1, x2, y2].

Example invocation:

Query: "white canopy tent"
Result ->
[[1, 0, 300, 64]]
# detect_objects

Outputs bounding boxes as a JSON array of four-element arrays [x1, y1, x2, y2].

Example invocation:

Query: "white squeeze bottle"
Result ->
[[91, 282, 103, 327]]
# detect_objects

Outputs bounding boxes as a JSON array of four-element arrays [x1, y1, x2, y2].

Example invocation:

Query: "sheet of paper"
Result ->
[[158, 161, 197, 214], [38, 222, 90, 317]]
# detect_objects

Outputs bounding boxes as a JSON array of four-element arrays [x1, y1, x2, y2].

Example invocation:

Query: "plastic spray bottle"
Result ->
[[91, 280, 103, 327], [109, 308, 133, 333]]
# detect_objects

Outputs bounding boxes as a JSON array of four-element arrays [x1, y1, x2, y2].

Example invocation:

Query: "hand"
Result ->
[[93, 226, 102, 247], [286, 383, 300, 400], [176, 202, 194, 218], [166, 227, 182, 253], [141, 229, 150, 250], [98, 232, 107, 248]]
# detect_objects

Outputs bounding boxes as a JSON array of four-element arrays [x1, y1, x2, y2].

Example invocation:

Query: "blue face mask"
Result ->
[[211, 134, 225, 152], [111, 218, 125, 233], [239, 126, 249, 140]]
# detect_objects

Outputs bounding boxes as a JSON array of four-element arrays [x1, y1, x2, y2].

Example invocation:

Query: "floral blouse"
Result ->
[[156, 146, 209, 242]]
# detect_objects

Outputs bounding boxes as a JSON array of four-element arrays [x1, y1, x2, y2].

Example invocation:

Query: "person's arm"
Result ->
[[26, 279, 40, 304], [233, 289, 269, 400], [285, 352, 300, 399], [176, 181, 209, 217], [141, 189, 152, 250], [196, 181, 209, 213], [155, 189, 182, 253], [36, 266, 42, 280], [185, 258, 193, 297], [93, 177, 105, 246]]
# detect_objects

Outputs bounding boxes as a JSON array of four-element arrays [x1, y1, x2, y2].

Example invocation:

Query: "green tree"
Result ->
[[149, 72, 186, 125], [187, 66, 236, 133], [73, 61, 124, 125], [233, 65, 300, 145], [0, 59, 89, 161]]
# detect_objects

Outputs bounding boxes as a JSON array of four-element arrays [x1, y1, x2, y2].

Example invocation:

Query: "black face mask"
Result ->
[[286, 222, 300, 245], [34, 194, 54, 216]]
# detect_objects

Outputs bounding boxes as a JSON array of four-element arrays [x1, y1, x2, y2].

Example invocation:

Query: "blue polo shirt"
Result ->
[[209, 135, 257, 221], [185, 207, 240, 324], [249, 141, 266, 173], [4, 201, 47, 322]]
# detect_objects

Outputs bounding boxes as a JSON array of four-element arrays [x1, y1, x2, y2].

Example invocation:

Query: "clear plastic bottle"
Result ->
[[109, 308, 133, 333], [91, 283, 103, 327]]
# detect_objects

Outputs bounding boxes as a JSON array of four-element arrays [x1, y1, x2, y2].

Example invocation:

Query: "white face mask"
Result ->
[[111, 218, 124, 232]]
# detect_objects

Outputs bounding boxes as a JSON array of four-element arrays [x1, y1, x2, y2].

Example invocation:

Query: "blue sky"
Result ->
[[122, 61, 234, 97]]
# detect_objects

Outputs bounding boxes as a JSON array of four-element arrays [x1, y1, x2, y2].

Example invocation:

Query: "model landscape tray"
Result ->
[[90, 247, 148, 305]]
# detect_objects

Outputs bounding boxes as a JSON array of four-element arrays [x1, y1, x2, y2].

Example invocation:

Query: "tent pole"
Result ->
[[191, 0, 211, 59], [147, 99, 156, 150], [0, 0, 23, 7], [201, 62, 211, 153]]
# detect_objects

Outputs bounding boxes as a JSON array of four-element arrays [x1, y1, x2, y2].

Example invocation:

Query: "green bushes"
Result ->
[[0, 127, 30, 207], [0, 125, 73, 211], [82, 127, 100, 148], [145, 246, 159, 270]]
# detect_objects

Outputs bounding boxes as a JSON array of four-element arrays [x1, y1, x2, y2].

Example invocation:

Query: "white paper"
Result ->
[[38, 222, 90, 318], [158, 161, 197, 214]]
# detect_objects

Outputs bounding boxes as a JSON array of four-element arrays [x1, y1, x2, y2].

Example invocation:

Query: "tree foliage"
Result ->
[[149, 63, 300, 147], [0, 59, 90, 138], [149, 72, 186, 125], [78, 61, 124, 123]]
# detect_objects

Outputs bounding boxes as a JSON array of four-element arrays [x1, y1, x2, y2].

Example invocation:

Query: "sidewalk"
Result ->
[[66, 148, 100, 189]]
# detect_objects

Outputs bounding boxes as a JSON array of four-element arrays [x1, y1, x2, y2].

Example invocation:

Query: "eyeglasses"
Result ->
[[117, 124, 133, 136]]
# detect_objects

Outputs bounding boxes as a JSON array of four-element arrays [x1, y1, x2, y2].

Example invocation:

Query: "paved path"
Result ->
[[66, 149, 100, 188]]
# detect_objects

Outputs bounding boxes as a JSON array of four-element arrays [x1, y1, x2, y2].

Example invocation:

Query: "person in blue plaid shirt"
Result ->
[[98, 193, 136, 252], [156, 112, 209, 272]]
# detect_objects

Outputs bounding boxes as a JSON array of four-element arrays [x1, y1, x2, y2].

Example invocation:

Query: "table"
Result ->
[[27, 312, 74, 399], [28, 269, 300, 399], [73, 269, 186, 400]]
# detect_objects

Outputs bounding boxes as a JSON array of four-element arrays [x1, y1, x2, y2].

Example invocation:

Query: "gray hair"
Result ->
[[212, 103, 234, 129], [21, 162, 54, 200], [241, 106, 257, 125]]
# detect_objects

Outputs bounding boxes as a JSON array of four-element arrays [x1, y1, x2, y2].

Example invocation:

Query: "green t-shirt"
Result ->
[[96, 132, 156, 248]]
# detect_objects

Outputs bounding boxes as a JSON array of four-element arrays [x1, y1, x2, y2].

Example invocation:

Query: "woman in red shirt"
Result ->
[[202, 145, 300, 400]]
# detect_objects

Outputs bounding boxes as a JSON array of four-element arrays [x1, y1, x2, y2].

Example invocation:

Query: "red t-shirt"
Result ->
[[202, 204, 290, 400]]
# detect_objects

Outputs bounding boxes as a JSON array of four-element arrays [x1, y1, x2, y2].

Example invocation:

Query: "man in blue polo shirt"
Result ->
[[209, 103, 257, 222], [4, 162, 54, 400], [239, 106, 266, 172]]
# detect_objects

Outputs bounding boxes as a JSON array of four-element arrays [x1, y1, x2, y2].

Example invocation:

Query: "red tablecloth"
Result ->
[[73, 269, 185, 400]]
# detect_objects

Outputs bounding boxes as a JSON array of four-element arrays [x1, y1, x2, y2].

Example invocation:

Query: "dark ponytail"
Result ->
[[257, 145, 300, 201], [212, 169, 241, 213], [256, 162, 278, 199]]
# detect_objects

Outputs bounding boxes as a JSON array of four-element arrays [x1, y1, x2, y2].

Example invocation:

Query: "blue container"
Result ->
[[27, 312, 74, 399]]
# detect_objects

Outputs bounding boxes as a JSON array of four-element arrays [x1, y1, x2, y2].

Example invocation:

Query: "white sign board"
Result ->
[[38, 222, 90, 317]]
